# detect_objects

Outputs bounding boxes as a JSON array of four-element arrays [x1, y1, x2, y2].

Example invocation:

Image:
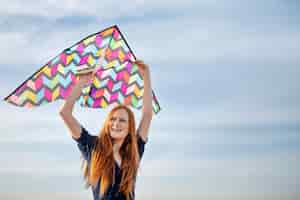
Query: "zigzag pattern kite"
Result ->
[[4, 25, 161, 113], [81, 61, 161, 113]]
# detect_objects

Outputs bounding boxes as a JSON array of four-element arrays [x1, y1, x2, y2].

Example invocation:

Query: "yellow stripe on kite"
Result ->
[[106, 60, 118, 69], [83, 35, 96, 46], [52, 87, 60, 100], [101, 99, 108, 108], [43, 66, 51, 77], [57, 64, 65, 74], [67, 53, 75, 65], [87, 55, 95, 66]]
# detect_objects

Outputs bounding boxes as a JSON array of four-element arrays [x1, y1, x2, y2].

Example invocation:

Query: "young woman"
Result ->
[[59, 60, 153, 200]]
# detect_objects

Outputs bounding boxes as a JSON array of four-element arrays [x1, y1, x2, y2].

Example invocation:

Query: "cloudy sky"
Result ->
[[0, 0, 300, 199]]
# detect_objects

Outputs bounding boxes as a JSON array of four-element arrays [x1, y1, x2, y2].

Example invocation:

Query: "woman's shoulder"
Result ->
[[73, 126, 98, 147]]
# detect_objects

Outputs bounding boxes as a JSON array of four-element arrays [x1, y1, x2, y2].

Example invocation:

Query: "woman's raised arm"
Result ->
[[59, 72, 94, 139], [135, 60, 153, 142]]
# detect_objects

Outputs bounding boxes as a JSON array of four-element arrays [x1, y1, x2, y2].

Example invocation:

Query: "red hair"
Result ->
[[82, 105, 139, 200]]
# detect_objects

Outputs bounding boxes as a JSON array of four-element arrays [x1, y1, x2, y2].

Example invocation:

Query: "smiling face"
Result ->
[[109, 108, 129, 141]]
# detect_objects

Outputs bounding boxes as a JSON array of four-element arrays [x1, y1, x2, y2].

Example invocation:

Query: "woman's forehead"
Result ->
[[112, 109, 129, 118]]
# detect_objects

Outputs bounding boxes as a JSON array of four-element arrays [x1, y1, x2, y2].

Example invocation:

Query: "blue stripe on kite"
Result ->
[[112, 82, 122, 92], [83, 44, 98, 57], [101, 37, 111, 48], [37, 88, 44, 103]]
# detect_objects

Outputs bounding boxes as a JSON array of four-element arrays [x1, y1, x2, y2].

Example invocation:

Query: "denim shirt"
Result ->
[[73, 126, 146, 200]]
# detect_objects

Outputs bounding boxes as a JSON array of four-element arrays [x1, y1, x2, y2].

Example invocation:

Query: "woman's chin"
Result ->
[[110, 132, 125, 140]]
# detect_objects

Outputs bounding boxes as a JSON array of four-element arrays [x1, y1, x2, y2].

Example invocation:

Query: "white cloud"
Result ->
[[0, 154, 80, 176], [135, 152, 300, 199], [0, 0, 146, 20], [140, 151, 300, 177], [1, 13, 299, 69], [153, 100, 300, 131]]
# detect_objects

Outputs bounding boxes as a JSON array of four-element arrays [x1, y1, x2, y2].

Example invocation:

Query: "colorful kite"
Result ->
[[4, 25, 161, 113]]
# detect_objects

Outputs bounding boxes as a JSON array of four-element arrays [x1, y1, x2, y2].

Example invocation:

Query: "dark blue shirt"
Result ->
[[73, 126, 146, 200]]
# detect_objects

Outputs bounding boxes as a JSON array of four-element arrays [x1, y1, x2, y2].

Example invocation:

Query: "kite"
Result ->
[[4, 25, 161, 114]]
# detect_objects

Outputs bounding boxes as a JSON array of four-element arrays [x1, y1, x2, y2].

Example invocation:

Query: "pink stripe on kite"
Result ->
[[124, 53, 133, 62], [96, 70, 103, 78], [70, 73, 77, 83], [44, 88, 52, 101], [110, 92, 118, 101], [35, 76, 43, 90], [95, 35, 102, 48], [51, 64, 58, 76], [125, 62, 132, 72], [60, 87, 66, 98], [129, 53, 135, 60], [116, 71, 123, 81], [107, 79, 113, 91], [121, 83, 127, 94], [77, 43, 85, 54], [111, 49, 118, 59], [10, 95, 19, 105], [60, 53, 67, 65], [113, 29, 120, 39], [92, 99, 101, 107], [27, 80, 36, 91], [79, 55, 89, 65], [16, 84, 26, 96], [60, 86, 73, 98]]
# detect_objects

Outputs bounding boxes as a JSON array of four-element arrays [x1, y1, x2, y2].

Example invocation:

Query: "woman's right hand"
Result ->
[[77, 71, 95, 86]]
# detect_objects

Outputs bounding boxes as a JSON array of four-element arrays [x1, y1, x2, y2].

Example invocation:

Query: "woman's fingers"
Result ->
[[135, 60, 148, 69], [76, 71, 94, 85], [135, 60, 144, 65]]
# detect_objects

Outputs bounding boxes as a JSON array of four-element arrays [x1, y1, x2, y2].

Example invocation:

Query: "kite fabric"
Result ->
[[4, 25, 161, 114]]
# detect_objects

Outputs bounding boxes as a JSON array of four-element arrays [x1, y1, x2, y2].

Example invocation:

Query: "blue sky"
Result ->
[[0, 0, 300, 200]]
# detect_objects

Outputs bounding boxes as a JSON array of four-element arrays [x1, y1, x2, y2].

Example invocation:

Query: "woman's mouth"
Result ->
[[112, 128, 122, 132]]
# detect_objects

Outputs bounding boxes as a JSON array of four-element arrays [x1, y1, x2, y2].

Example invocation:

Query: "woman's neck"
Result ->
[[113, 138, 124, 153]]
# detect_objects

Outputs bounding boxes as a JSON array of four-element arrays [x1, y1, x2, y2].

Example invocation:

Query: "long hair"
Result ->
[[81, 105, 140, 200]]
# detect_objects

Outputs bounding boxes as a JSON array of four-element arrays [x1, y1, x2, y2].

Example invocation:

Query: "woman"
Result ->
[[59, 60, 153, 200]]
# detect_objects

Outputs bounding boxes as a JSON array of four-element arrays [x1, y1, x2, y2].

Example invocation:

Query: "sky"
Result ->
[[0, 0, 300, 199]]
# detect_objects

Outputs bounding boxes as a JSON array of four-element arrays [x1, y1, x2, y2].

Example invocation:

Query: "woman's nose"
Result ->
[[113, 120, 120, 127]]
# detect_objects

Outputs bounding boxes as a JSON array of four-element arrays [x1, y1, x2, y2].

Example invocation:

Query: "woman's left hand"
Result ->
[[134, 60, 149, 78]]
